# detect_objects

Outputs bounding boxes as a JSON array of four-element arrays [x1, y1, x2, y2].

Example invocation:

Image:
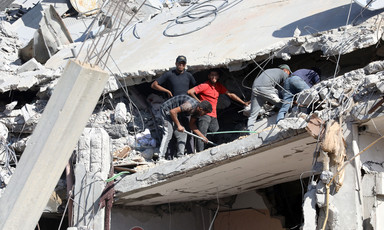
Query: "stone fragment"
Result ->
[[104, 76, 119, 93], [115, 102, 127, 124], [16, 74, 38, 91], [365, 74, 380, 87], [377, 81, 384, 94], [297, 88, 320, 106], [20, 104, 35, 124], [318, 87, 329, 100], [16, 58, 44, 74], [4, 101, 17, 113], [364, 60, 384, 74]]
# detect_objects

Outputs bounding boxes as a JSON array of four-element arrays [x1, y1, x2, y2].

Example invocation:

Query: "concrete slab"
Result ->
[[45, 0, 382, 80], [114, 127, 318, 206]]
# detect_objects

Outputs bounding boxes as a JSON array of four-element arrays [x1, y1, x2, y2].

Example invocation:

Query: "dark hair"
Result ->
[[199, 100, 212, 113], [209, 68, 221, 77]]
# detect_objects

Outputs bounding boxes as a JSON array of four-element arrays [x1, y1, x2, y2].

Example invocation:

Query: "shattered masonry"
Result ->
[[1, 0, 384, 230]]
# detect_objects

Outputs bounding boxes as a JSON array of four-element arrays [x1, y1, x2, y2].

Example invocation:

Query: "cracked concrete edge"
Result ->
[[114, 126, 307, 196]]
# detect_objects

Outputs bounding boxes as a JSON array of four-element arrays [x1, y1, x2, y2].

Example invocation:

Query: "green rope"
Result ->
[[207, 130, 258, 135], [105, 171, 132, 182]]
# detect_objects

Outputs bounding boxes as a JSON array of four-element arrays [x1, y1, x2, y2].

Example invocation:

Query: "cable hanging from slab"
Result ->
[[163, 0, 243, 37], [76, 0, 148, 68]]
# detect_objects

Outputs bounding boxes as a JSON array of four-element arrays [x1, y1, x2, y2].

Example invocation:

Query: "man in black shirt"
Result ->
[[151, 55, 196, 97], [151, 55, 196, 158]]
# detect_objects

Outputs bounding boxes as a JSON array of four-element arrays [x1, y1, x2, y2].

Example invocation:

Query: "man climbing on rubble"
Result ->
[[151, 55, 196, 157], [187, 69, 249, 152], [247, 64, 291, 131], [153, 95, 212, 161], [275, 68, 321, 122], [276, 71, 310, 123], [292, 67, 321, 87]]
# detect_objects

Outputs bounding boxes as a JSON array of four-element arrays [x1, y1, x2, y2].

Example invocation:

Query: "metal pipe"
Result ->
[[183, 130, 218, 146]]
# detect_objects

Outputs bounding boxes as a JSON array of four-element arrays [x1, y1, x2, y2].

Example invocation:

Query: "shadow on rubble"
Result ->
[[273, 3, 384, 38]]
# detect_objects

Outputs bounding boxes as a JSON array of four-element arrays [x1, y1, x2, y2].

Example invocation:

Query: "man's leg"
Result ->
[[290, 76, 310, 94], [158, 117, 173, 159], [247, 93, 262, 131], [196, 115, 211, 152], [207, 117, 219, 147], [173, 127, 188, 157], [179, 114, 194, 154], [276, 94, 293, 122], [277, 78, 294, 123]]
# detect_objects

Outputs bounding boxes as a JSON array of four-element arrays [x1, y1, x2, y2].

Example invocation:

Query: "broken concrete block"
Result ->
[[296, 88, 320, 106], [318, 87, 329, 100], [104, 124, 129, 138], [16, 74, 38, 91], [115, 102, 127, 124], [277, 117, 307, 130], [4, 101, 17, 114], [365, 74, 380, 87], [364, 60, 384, 74], [0, 123, 8, 140], [331, 87, 344, 100], [0, 75, 18, 93], [16, 58, 44, 74], [376, 173, 384, 195], [21, 104, 36, 124], [104, 75, 119, 93], [376, 81, 384, 94]]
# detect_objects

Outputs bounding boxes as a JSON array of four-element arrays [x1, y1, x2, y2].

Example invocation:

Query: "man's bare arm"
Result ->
[[169, 107, 183, 132], [187, 88, 201, 102], [151, 81, 173, 98], [226, 91, 250, 106]]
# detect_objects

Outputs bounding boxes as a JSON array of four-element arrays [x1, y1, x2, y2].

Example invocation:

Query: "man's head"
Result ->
[[175, 55, 187, 73], [196, 100, 212, 116], [278, 64, 292, 75], [208, 69, 220, 84]]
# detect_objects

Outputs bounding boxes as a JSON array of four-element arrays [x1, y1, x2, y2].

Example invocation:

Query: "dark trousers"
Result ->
[[196, 115, 219, 152]]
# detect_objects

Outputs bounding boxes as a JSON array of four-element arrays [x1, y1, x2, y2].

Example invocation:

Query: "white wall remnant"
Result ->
[[73, 128, 111, 230]]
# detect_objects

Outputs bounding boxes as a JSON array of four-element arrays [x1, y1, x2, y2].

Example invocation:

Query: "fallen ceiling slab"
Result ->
[[45, 0, 381, 79], [114, 126, 318, 206]]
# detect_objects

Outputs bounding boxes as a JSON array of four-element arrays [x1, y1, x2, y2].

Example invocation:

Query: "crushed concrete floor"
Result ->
[[1, 0, 384, 229]]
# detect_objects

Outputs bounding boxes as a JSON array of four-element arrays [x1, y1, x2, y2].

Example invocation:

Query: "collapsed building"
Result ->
[[1, 0, 384, 229]]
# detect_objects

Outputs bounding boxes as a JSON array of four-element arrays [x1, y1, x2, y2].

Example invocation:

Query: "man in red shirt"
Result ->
[[188, 69, 249, 152]]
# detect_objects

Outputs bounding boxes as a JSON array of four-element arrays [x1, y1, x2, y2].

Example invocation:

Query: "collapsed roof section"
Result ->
[[42, 0, 384, 86]]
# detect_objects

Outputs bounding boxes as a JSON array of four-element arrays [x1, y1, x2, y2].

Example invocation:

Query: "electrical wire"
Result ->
[[164, 0, 243, 37], [208, 188, 220, 230]]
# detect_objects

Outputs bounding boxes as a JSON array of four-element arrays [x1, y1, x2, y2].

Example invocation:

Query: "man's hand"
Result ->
[[166, 90, 173, 98], [177, 125, 185, 132], [201, 136, 209, 143]]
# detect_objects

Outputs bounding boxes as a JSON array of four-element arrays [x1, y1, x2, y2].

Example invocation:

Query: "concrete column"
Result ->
[[73, 128, 111, 230], [322, 122, 363, 230], [0, 60, 109, 230]]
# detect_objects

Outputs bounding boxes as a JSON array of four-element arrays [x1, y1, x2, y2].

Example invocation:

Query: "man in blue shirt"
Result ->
[[292, 68, 321, 87], [276, 68, 321, 122]]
